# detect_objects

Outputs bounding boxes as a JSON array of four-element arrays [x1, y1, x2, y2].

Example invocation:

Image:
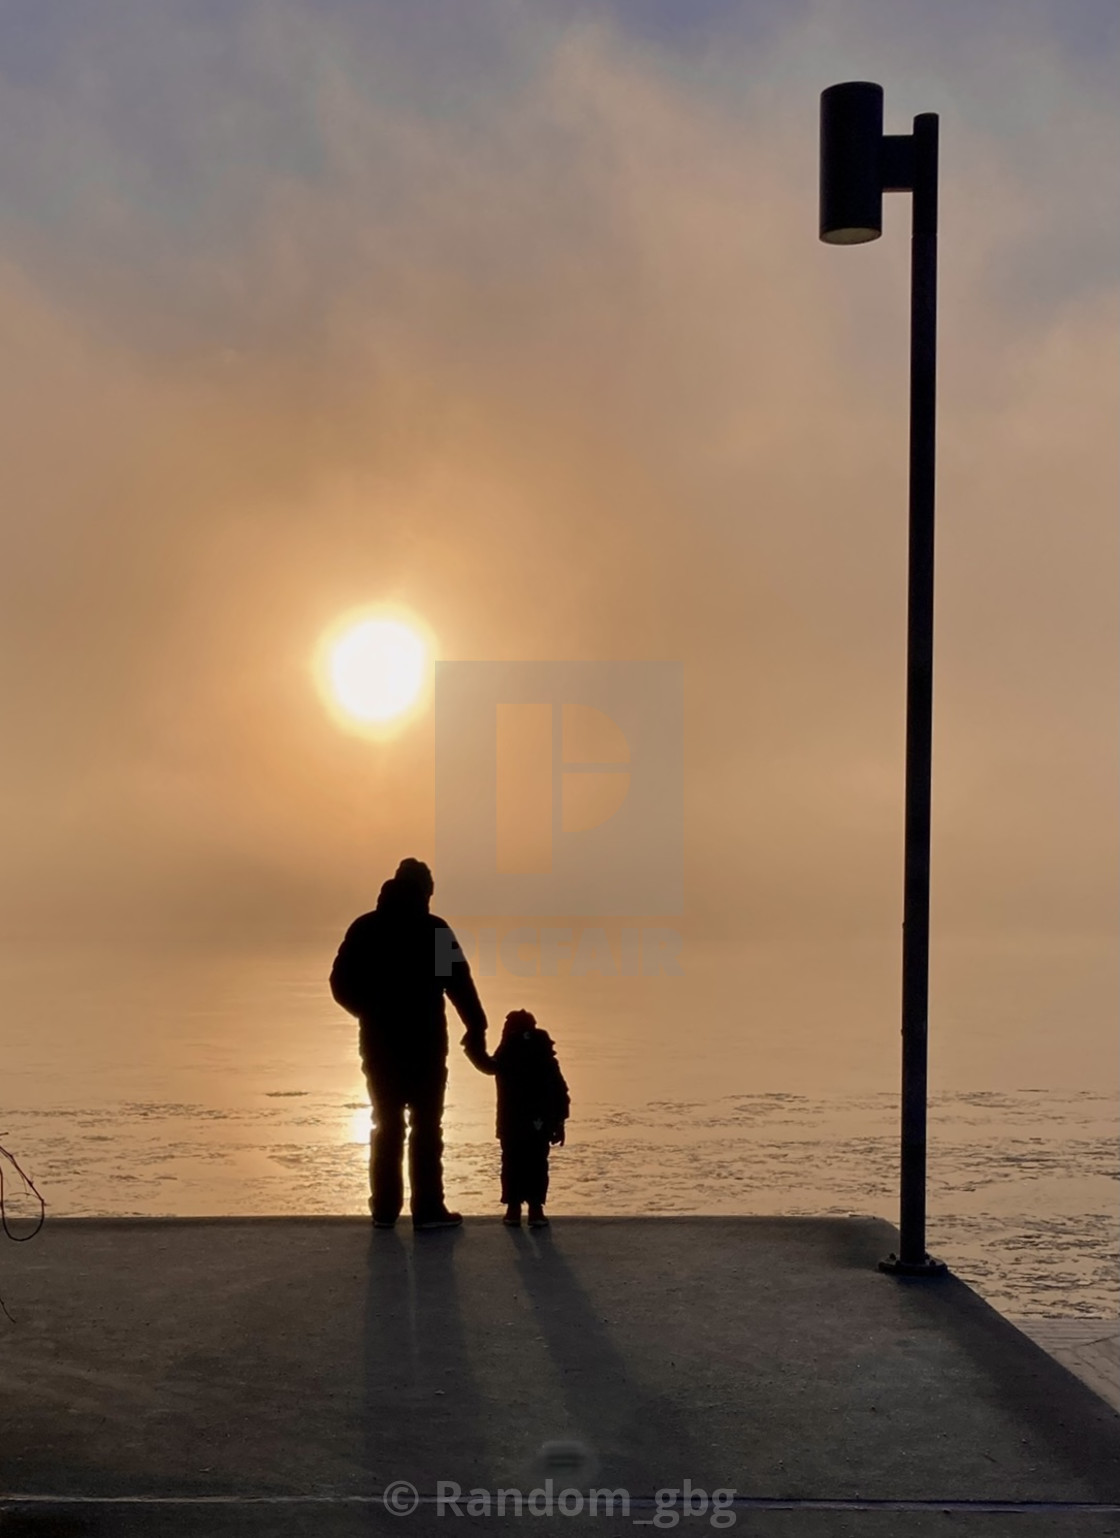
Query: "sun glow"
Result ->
[[316, 610, 432, 733], [349, 1106, 372, 1144]]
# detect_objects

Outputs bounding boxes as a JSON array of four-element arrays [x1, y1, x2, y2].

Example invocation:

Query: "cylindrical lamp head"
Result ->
[[820, 81, 884, 244]]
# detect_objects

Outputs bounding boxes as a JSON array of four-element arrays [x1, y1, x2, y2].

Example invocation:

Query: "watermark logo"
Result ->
[[435, 662, 682, 917], [419, 1479, 736, 1526]]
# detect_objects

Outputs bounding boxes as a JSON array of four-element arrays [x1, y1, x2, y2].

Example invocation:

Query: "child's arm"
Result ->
[[549, 1054, 570, 1141], [554, 1064, 571, 1122]]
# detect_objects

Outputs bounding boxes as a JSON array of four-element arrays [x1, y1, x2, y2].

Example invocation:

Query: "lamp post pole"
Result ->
[[820, 82, 946, 1276]]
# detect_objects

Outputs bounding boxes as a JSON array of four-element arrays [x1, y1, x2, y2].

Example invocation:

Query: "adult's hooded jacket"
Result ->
[[329, 879, 488, 1068]]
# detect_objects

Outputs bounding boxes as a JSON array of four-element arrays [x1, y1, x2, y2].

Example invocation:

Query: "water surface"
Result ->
[[2, 937, 1115, 1319]]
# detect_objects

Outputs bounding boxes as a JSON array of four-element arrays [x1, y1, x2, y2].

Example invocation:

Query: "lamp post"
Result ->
[[820, 81, 946, 1277]]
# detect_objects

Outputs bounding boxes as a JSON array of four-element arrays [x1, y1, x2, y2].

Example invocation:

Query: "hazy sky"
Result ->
[[0, 0, 1115, 953]]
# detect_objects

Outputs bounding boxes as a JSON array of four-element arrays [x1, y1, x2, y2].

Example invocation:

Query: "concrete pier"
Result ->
[[1010, 1318, 1120, 1413], [2, 1216, 1119, 1535]]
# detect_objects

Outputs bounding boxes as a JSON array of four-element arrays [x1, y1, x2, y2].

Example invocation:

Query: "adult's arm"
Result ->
[[439, 920, 490, 1068], [328, 917, 371, 1018]]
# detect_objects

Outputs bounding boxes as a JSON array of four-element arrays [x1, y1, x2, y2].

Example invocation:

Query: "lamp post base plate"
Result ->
[[878, 1252, 948, 1277]]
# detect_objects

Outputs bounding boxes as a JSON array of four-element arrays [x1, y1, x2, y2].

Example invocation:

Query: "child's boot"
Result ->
[[503, 1203, 522, 1227], [527, 1204, 549, 1229]]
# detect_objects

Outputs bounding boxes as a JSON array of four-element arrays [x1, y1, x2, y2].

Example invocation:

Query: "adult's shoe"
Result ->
[[413, 1210, 463, 1231]]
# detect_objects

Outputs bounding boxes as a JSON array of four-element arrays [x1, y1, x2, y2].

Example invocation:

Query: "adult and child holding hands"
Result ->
[[330, 858, 569, 1231]]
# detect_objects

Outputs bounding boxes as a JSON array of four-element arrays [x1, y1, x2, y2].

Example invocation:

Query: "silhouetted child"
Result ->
[[491, 1010, 569, 1229]]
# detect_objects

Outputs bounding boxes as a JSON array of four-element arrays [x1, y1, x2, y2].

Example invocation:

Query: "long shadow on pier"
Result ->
[[362, 1226, 489, 1483], [3, 1216, 1120, 1537], [506, 1225, 705, 1490]]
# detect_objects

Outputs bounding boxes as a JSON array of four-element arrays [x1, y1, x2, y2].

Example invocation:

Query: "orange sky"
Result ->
[[0, 1, 1115, 981]]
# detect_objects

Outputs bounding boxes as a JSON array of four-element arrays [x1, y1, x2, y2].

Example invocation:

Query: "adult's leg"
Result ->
[[364, 1066, 406, 1223], [407, 1060, 448, 1219]]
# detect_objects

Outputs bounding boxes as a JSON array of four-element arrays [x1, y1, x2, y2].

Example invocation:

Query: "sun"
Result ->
[[316, 611, 432, 732], [330, 618, 425, 722]]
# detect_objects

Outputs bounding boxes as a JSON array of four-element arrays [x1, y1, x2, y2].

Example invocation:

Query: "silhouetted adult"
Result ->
[[329, 858, 490, 1230]]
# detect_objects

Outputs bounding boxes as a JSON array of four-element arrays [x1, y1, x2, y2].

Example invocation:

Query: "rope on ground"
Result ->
[[0, 1138, 47, 1322]]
